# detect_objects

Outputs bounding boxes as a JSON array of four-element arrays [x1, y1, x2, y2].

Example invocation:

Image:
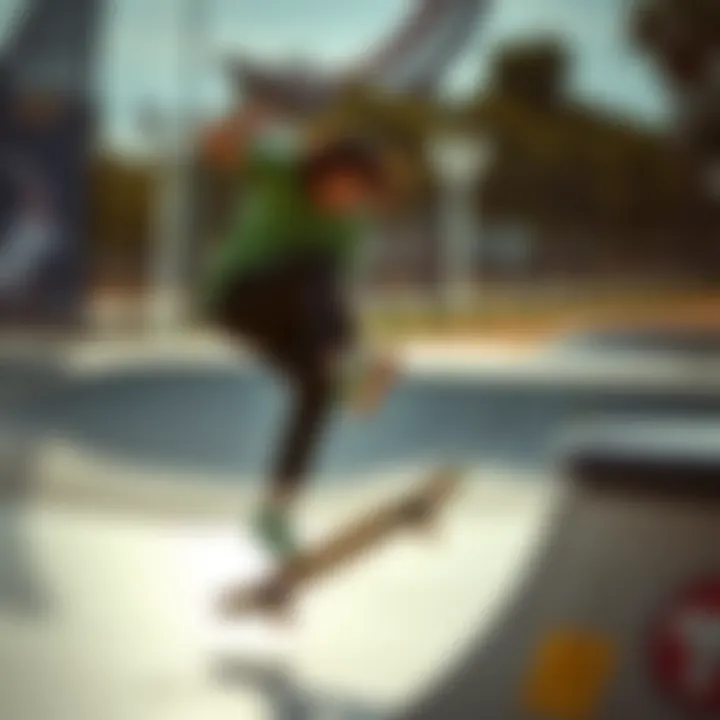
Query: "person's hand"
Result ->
[[200, 118, 241, 170], [199, 108, 266, 170], [347, 351, 400, 418]]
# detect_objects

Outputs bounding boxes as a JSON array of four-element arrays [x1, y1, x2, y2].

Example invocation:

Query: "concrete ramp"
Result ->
[[4, 345, 720, 719], [0, 469, 554, 720], [401, 422, 720, 719]]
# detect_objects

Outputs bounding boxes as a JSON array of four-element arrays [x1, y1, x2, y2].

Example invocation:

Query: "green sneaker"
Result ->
[[253, 505, 298, 560]]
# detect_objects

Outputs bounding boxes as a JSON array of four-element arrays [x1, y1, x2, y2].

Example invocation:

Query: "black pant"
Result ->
[[215, 252, 354, 493]]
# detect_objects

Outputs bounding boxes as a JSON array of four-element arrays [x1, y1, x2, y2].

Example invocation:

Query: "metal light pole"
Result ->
[[149, 0, 206, 334], [426, 132, 493, 314]]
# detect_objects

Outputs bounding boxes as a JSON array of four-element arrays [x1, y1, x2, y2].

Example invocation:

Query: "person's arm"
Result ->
[[200, 104, 281, 171], [199, 114, 248, 171], [200, 105, 308, 169]]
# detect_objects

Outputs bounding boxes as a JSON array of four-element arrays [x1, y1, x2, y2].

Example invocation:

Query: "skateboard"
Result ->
[[218, 467, 460, 617]]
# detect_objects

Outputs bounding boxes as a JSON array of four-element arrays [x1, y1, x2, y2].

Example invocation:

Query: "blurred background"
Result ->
[[2, 0, 718, 341], [2, 3, 720, 719]]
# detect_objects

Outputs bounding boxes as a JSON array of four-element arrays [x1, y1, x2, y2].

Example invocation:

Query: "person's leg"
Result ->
[[271, 353, 341, 498], [253, 255, 350, 556], [256, 346, 400, 558], [298, 256, 398, 419], [210, 266, 305, 556], [240, 253, 398, 557], [253, 349, 342, 557], [211, 269, 278, 349]]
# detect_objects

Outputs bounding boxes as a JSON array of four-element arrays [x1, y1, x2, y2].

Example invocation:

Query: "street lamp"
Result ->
[[143, 0, 206, 335], [426, 132, 493, 314], [138, 106, 181, 334]]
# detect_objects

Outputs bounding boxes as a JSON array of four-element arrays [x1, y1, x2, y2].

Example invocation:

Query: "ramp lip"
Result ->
[[558, 417, 720, 462], [557, 418, 720, 502]]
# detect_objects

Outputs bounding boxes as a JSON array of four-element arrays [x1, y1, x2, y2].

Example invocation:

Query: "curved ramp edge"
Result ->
[[398, 424, 720, 719]]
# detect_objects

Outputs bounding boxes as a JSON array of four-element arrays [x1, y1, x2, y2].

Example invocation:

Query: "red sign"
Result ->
[[649, 576, 720, 713]]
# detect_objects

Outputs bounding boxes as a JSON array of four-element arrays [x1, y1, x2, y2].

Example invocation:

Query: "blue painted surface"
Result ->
[[13, 363, 720, 482]]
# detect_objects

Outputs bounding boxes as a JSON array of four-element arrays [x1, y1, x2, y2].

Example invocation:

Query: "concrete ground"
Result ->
[[2, 334, 720, 719], [0, 472, 554, 720]]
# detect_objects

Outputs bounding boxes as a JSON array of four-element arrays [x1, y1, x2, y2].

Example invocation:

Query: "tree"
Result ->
[[631, 0, 720, 169], [88, 152, 153, 283], [489, 38, 571, 109]]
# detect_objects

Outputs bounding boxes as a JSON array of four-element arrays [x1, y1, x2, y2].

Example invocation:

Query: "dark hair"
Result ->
[[299, 136, 386, 194]]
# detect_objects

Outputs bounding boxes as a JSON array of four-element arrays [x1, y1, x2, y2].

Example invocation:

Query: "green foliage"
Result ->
[[489, 37, 571, 108], [632, 0, 720, 54], [306, 72, 702, 237], [631, 0, 720, 161], [93, 32, 718, 283]]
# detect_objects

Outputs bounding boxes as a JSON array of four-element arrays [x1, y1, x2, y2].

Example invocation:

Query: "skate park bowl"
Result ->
[[548, 324, 720, 361], [400, 420, 720, 719], [2, 339, 720, 719]]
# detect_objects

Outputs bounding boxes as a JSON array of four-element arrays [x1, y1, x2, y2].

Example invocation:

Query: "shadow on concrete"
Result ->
[[0, 348, 67, 620], [211, 657, 382, 720], [0, 504, 54, 619]]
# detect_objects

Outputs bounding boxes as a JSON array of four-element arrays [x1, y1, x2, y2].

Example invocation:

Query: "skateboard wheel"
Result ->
[[400, 497, 432, 525]]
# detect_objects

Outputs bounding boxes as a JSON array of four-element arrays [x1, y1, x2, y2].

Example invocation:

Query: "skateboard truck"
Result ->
[[399, 467, 460, 533], [400, 494, 437, 524], [218, 574, 295, 617]]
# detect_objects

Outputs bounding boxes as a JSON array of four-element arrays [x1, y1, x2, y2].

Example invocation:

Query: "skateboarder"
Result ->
[[202, 106, 398, 559]]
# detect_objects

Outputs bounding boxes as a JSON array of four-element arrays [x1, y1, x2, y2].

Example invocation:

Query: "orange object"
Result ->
[[521, 628, 617, 719]]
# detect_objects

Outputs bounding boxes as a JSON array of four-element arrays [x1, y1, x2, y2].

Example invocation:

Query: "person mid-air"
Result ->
[[201, 102, 399, 558]]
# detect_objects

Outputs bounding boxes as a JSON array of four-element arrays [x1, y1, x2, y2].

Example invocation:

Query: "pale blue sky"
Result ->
[[1, 0, 672, 151]]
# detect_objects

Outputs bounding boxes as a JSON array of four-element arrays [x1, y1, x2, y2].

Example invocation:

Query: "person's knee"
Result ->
[[296, 351, 344, 403]]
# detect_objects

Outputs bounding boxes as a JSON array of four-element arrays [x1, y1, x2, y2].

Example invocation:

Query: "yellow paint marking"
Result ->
[[521, 628, 617, 719]]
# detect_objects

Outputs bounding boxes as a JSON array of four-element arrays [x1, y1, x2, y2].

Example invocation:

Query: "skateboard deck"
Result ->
[[218, 467, 460, 617]]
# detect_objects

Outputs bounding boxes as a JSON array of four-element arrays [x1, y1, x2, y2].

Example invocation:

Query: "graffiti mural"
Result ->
[[0, 0, 101, 327]]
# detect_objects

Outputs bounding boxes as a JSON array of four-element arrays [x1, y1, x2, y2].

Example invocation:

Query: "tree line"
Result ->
[[89, 32, 720, 284]]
